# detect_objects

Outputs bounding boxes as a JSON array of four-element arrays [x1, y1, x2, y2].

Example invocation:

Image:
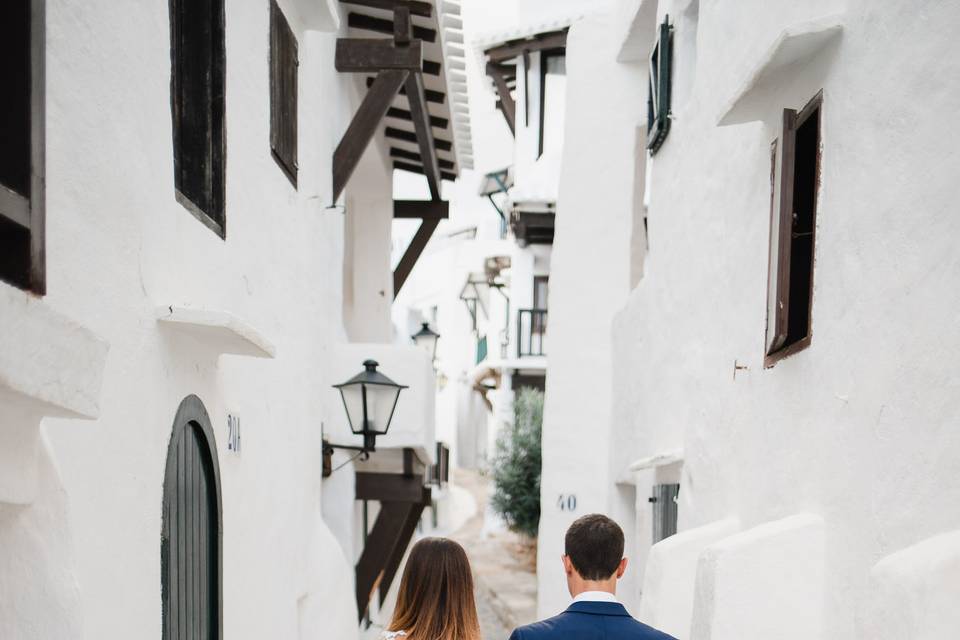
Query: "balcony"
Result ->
[[517, 309, 547, 357], [510, 208, 555, 246]]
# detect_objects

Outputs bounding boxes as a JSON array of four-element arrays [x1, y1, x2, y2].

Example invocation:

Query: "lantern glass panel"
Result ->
[[338, 383, 366, 435], [364, 383, 402, 435]]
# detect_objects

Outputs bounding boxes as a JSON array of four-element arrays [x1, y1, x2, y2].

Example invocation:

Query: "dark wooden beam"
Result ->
[[379, 487, 431, 603], [335, 38, 422, 71], [386, 107, 448, 130], [390, 147, 455, 170], [393, 199, 449, 220], [0, 187, 31, 230], [393, 161, 457, 182], [404, 72, 442, 198], [485, 29, 567, 62], [384, 127, 452, 151], [339, 0, 433, 18], [348, 12, 436, 42], [394, 217, 441, 294], [355, 501, 411, 621], [393, 5, 412, 43], [366, 76, 446, 104], [355, 472, 426, 502], [486, 62, 516, 135], [333, 69, 408, 202]]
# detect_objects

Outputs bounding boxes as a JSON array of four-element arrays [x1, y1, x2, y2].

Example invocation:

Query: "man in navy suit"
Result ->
[[509, 514, 677, 640]]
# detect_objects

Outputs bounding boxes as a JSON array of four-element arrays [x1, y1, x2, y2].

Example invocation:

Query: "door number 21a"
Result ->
[[557, 494, 577, 512]]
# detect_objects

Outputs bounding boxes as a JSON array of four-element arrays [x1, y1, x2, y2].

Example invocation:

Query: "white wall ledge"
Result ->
[[640, 518, 741, 639], [155, 305, 277, 359], [718, 15, 844, 126], [0, 284, 109, 503], [863, 530, 960, 639], [283, 0, 340, 32], [629, 448, 685, 472], [691, 513, 825, 640]]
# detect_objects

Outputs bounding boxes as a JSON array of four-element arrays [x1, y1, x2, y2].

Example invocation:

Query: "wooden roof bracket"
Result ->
[[354, 471, 432, 621], [332, 7, 423, 202]]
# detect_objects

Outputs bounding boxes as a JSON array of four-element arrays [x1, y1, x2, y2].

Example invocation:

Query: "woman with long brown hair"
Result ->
[[382, 537, 482, 640]]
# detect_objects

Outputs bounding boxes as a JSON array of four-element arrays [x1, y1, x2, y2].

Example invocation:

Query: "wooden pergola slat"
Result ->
[[339, 0, 433, 18]]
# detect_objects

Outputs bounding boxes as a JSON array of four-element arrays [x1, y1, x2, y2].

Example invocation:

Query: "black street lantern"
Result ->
[[411, 322, 440, 362], [332, 359, 407, 453]]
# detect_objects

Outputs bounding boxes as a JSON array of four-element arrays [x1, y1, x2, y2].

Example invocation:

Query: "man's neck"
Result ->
[[571, 580, 617, 598]]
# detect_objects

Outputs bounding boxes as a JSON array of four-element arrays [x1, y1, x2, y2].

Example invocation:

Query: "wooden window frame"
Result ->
[[647, 16, 672, 154], [537, 50, 564, 159], [0, 0, 46, 294], [764, 91, 823, 368], [269, 0, 299, 188], [533, 275, 549, 310], [169, 0, 227, 238]]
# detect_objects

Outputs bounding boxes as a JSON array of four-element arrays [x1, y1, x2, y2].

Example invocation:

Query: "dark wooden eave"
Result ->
[[485, 29, 568, 63], [340, 0, 433, 18], [482, 29, 568, 137], [334, 2, 463, 298]]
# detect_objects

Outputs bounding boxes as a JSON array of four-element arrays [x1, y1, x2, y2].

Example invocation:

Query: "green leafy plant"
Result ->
[[491, 387, 543, 538]]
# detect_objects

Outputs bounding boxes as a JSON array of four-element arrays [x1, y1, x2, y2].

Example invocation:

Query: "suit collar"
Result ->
[[564, 601, 632, 617]]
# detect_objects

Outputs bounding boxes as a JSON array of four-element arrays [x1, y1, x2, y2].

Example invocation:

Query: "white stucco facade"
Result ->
[[537, 0, 960, 638], [0, 1, 468, 638]]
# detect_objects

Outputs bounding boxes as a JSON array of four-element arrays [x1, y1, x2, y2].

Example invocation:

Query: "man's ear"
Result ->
[[562, 555, 576, 577], [615, 557, 628, 579]]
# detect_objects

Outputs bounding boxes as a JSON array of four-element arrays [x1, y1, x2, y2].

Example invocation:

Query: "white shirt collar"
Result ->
[[573, 591, 619, 604]]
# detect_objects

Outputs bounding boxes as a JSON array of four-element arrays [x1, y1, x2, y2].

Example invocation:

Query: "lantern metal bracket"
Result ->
[[323, 439, 373, 477]]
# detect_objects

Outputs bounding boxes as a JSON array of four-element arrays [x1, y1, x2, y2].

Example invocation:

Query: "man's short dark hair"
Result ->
[[564, 514, 625, 580]]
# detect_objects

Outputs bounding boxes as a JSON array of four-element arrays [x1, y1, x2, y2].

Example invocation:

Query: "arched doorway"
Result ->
[[162, 395, 222, 639]]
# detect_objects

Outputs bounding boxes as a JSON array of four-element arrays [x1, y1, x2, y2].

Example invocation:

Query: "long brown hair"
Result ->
[[387, 537, 481, 640]]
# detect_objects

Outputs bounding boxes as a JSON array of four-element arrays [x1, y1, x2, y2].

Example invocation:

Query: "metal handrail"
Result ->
[[517, 309, 547, 357]]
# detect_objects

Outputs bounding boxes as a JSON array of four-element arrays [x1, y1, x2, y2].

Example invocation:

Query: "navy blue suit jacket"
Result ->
[[508, 601, 677, 640]]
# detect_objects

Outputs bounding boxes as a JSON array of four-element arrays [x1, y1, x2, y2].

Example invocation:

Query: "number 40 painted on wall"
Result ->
[[557, 494, 577, 512]]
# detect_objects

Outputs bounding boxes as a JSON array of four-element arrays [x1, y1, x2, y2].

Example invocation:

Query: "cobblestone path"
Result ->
[[448, 469, 538, 640]]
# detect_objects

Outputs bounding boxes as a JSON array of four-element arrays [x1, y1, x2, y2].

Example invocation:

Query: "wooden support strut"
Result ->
[[393, 217, 441, 295], [354, 481, 431, 621], [332, 68, 408, 202], [486, 62, 516, 135], [405, 72, 442, 199]]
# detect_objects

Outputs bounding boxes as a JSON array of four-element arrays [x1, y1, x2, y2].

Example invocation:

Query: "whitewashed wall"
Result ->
[[535, 1, 647, 618], [602, 0, 960, 638], [0, 1, 398, 638]]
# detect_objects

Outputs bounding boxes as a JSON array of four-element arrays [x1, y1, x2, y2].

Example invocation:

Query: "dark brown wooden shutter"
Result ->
[[0, 0, 45, 294], [766, 108, 798, 355], [270, 0, 298, 187], [170, 0, 226, 234]]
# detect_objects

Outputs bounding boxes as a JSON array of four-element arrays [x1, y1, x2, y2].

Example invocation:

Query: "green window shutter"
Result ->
[[647, 16, 673, 154]]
